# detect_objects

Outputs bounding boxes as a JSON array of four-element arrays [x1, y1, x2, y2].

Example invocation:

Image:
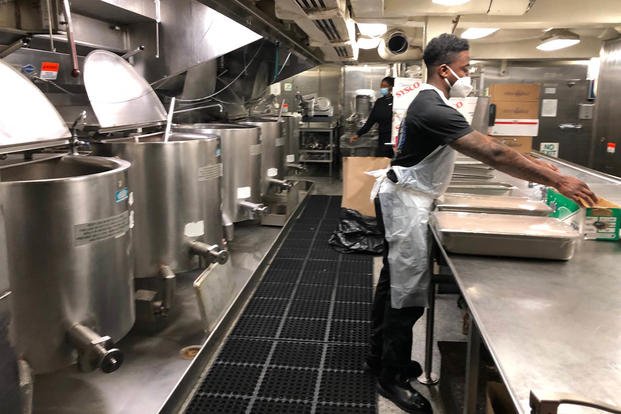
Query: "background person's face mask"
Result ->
[[379, 87, 390, 97], [444, 66, 473, 98]]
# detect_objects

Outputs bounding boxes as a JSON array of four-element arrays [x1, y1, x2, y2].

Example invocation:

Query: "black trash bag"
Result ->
[[328, 208, 384, 254]]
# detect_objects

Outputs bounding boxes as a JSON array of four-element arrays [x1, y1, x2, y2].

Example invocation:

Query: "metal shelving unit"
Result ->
[[299, 122, 339, 179]]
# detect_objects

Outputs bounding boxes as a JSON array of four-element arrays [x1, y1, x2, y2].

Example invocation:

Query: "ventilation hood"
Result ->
[[275, 0, 359, 62]]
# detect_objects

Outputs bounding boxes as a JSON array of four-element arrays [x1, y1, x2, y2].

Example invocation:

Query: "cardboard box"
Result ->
[[342, 157, 391, 217], [492, 136, 533, 154], [491, 100, 539, 119], [486, 382, 518, 414], [489, 83, 540, 136], [489, 83, 541, 102], [547, 189, 621, 241]]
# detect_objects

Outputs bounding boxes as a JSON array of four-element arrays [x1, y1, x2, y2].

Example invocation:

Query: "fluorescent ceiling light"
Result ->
[[461, 28, 499, 39], [537, 29, 581, 51], [357, 36, 381, 50], [432, 0, 471, 5], [357, 23, 388, 37]]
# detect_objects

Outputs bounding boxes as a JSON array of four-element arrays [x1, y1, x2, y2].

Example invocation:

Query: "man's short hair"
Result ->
[[381, 76, 395, 87], [423, 34, 470, 67]]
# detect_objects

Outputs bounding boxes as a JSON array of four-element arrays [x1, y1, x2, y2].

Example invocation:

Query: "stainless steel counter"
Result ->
[[31, 221, 284, 414], [433, 154, 621, 413]]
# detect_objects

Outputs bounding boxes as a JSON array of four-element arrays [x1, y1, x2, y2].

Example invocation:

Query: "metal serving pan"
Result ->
[[446, 181, 516, 196], [431, 211, 580, 260], [436, 194, 552, 216]]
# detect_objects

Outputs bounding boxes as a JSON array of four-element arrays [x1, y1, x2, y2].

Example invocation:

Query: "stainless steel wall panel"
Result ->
[[591, 38, 621, 176]]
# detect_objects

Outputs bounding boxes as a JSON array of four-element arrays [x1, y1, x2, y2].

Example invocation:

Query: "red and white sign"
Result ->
[[449, 97, 478, 125], [391, 77, 423, 146], [607, 142, 616, 154], [489, 119, 540, 137], [40, 62, 60, 80]]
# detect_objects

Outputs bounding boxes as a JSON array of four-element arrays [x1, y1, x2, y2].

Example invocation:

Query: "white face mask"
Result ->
[[444, 66, 473, 98]]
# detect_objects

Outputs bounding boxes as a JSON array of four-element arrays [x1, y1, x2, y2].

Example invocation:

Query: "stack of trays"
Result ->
[[452, 159, 495, 181], [431, 211, 580, 260], [446, 181, 516, 196], [436, 194, 552, 216]]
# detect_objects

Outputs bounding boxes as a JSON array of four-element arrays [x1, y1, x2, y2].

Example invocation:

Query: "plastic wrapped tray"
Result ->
[[431, 211, 580, 260], [436, 194, 552, 216], [446, 181, 516, 196]]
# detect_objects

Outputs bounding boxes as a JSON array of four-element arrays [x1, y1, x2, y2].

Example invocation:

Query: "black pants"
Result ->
[[370, 197, 425, 380]]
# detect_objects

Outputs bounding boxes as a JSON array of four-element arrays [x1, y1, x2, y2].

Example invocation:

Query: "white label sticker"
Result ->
[[541, 99, 558, 117], [74, 211, 130, 246], [286, 154, 295, 163], [198, 163, 223, 181], [544, 87, 557, 95], [275, 138, 285, 147], [184, 220, 205, 237], [267, 168, 278, 177], [284, 83, 293, 91], [250, 144, 262, 156], [237, 186, 251, 199]]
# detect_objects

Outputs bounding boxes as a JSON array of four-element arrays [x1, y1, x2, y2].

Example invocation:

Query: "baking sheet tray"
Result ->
[[436, 194, 552, 216], [431, 211, 580, 260], [446, 181, 516, 196]]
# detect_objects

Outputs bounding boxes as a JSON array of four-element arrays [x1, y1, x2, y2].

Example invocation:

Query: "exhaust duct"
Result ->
[[378, 30, 423, 61]]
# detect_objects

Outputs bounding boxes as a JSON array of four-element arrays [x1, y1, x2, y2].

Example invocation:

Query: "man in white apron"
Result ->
[[368, 33, 597, 413]]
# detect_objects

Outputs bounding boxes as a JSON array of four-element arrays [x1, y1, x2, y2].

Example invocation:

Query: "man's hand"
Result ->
[[349, 134, 359, 144], [556, 175, 598, 206]]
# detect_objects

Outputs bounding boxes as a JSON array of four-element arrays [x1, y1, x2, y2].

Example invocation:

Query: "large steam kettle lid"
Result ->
[[84, 50, 167, 132], [0, 60, 71, 154]]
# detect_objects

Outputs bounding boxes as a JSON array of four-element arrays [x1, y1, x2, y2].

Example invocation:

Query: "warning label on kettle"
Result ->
[[40, 62, 60, 80], [74, 211, 130, 246]]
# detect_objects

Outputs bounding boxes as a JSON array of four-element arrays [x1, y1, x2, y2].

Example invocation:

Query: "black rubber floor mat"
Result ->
[[258, 367, 318, 400], [288, 299, 332, 319], [185, 395, 249, 414], [185, 196, 378, 414], [271, 341, 323, 368]]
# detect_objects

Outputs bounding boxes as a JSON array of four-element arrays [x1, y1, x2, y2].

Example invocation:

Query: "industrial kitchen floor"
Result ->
[[31, 175, 465, 414]]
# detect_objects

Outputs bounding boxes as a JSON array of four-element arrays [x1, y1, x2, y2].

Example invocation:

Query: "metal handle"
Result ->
[[268, 177, 293, 190], [530, 391, 621, 414], [68, 323, 123, 373], [558, 123, 583, 130], [188, 241, 229, 265], [61, 0, 80, 77], [159, 265, 176, 311], [121, 45, 145, 60], [239, 200, 268, 215]]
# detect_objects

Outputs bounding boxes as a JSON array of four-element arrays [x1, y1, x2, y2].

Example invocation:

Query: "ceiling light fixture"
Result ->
[[357, 23, 388, 38], [432, 0, 471, 6], [461, 28, 499, 39], [357, 35, 381, 50], [537, 29, 581, 51]]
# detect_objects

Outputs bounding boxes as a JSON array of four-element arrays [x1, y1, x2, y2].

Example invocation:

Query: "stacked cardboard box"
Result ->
[[488, 83, 541, 154]]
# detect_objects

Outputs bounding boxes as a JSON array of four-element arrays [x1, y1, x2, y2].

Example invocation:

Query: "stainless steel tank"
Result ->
[[237, 117, 290, 195], [1, 155, 134, 374], [263, 114, 303, 174], [172, 124, 266, 239], [92, 132, 228, 280]]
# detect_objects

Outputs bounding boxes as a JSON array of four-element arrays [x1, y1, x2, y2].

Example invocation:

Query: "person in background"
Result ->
[[350, 76, 395, 158], [367, 33, 597, 414]]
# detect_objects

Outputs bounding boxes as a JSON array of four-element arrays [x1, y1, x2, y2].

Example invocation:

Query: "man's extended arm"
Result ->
[[450, 130, 597, 205]]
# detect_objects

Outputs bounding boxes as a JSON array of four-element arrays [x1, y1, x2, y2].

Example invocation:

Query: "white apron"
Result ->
[[369, 85, 457, 308]]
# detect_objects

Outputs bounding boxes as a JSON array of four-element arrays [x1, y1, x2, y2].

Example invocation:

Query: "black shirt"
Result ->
[[392, 89, 472, 167], [356, 95, 393, 145]]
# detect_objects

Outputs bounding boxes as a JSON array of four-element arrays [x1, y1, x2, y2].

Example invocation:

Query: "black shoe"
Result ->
[[377, 376, 433, 414], [364, 357, 423, 379]]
